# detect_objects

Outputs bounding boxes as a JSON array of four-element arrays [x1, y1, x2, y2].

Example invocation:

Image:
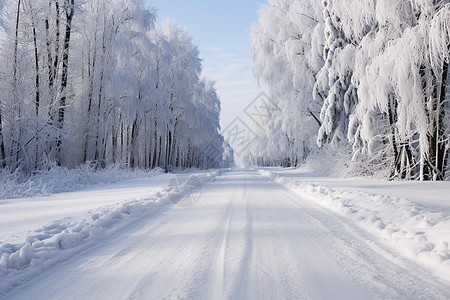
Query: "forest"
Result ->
[[0, 0, 229, 174], [0, 0, 448, 182], [247, 0, 449, 181]]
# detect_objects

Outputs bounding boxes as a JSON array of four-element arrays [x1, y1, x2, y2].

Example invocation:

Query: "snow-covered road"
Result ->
[[4, 169, 450, 299]]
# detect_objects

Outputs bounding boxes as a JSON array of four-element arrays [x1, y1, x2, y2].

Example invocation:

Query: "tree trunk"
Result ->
[[57, 0, 74, 163], [94, 16, 107, 163], [435, 51, 449, 180], [45, 1, 60, 93], [388, 94, 400, 179], [130, 120, 138, 168], [13, 0, 21, 85], [11, 0, 22, 169], [30, 3, 41, 170], [84, 31, 98, 162], [152, 119, 158, 168], [32, 26, 40, 117], [420, 64, 435, 181], [0, 112, 6, 168]]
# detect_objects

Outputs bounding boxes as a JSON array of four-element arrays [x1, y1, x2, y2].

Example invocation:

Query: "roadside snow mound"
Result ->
[[0, 190, 169, 295], [0, 165, 164, 200], [259, 169, 450, 281], [0, 171, 219, 296]]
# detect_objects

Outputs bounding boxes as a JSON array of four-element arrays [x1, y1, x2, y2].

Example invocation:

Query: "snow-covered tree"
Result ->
[[250, 0, 448, 180], [349, 1, 449, 180], [313, 0, 374, 150], [247, 0, 324, 167], [0, 0, 229, 174]]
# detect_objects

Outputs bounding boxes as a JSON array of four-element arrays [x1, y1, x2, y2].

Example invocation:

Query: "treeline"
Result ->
[[0, 0, 229, 173], [248, 0, 449, 181]]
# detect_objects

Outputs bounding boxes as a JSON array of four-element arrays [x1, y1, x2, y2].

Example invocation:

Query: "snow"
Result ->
[[0, 173, 168, 243], [0, 169, 218, 295], [0, 165, 164, 200], [1, 168, 450, 299], [259, 167, 450, 281]]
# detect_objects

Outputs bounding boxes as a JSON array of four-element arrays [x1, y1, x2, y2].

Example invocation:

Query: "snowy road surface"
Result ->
[[4, 169, 450, 299]]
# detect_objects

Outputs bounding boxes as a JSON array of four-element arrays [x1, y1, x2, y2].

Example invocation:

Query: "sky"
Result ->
[[147, 0, 265, 129]]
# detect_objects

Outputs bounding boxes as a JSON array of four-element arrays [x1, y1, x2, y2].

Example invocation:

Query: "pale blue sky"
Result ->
[[147, 0, 266, 128]]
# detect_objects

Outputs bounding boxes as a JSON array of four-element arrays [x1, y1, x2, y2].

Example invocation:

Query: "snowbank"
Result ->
[[0, 191, 168, 295], [259, 169, 450, 282], [0, 170, 219, 296], [0, 164, 164, 200]]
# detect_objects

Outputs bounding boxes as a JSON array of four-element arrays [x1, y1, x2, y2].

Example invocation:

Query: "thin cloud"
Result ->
[[200, 46, 261, 127]]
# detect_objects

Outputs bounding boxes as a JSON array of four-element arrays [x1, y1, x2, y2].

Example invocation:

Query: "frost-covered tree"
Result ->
[[349, 1, 449, 180], [313, 0, 372, 149], [0, 0, 229, 173], [250, 0, 448, 180], [0, 0, 75, 171], [247, 0, 324, 166]]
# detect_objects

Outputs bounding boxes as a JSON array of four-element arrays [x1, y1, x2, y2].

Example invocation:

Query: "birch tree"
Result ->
[[0, 0, 229, 173], [249, 0, 324, 166]]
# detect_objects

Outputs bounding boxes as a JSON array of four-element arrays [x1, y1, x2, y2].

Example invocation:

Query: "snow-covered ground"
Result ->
[[0, 165, 164, 200], [0, 169, 218, 295], [259, 167, 450, 282], [0, 175, 170, 244], [1, 168, 450, 299]]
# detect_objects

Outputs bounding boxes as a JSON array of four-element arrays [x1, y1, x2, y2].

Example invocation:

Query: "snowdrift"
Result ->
[[0, 170, 219, 296], [260, 169, 450, 282]]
